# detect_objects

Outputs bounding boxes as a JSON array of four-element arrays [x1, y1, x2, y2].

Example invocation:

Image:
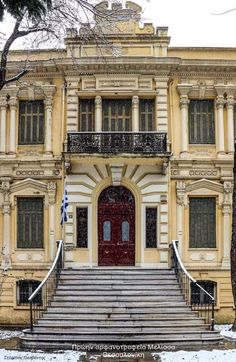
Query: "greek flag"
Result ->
[[61, 185, 68, 226]]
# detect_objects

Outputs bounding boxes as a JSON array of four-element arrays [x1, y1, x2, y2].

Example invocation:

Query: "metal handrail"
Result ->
[[28, 240, 63, 331], [172, 240, 215, 302], [171, 240, 215, 330]]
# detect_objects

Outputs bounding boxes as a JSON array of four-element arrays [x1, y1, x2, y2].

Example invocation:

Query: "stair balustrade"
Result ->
[[28, 240, 63, 331], [171, 240, 215, 331]]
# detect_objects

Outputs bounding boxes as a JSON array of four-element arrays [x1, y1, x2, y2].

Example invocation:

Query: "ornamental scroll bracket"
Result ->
[[176, 180, 186, 207]]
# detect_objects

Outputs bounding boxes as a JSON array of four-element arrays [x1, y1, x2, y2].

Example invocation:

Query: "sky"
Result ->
[[1, 0, 236, 48]]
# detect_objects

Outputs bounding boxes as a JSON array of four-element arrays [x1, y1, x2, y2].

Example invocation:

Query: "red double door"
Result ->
[[98, 186, 135, 266]]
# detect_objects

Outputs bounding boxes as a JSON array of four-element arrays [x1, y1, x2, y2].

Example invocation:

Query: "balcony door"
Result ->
[[98, 186, 135, 266], [102, 99, 131, 131]]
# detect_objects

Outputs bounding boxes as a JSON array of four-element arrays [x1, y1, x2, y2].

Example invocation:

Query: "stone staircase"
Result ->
[[22, 268, 222, 349]]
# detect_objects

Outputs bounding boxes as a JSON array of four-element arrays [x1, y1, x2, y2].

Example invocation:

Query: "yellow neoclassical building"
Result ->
[[0, 1, 234, 326]]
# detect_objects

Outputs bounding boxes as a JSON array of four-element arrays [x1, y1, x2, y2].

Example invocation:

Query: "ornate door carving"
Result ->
[[98, 186, 135, 266]]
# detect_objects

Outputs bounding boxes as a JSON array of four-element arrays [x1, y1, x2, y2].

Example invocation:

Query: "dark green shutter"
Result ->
[[17, 198, 44, 248], [79, 99, 94, 131], [189, 198, 216, 248], [102, 100, 131, 131], [146, 207, 157, 248], [77, 207, 88, 248], [189, 100, 215, 144], [18, 101, 44, 144], [139, 99, 155, 131]]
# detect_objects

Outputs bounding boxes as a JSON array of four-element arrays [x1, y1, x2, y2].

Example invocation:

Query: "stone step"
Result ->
[[61, 268, 173, 274], [59, 279, 178, 285], [46, 306, 192, 314], [22, 330, 221, 339], [37, 320, 208, 328], [59, 275, 177, 280], [42, 312, 201, 320], [57, 284, 180, 290], [53, 295, 184, 302], [55, 289, 181, 296], [33, 325, 209, 333], [49, 301, 188, 308]]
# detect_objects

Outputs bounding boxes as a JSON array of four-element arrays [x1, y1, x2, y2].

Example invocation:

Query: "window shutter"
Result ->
[[17, 198, 44, 248], [18, 101, 44, 144], [139, 99, 155, 131], [146, 207, 157, 248], [102, 100, 131, 131], [77, 207, 88, 248], [189, 100, 215, 144], [79, 99, 94, 131], [189, 198, 216, 248]]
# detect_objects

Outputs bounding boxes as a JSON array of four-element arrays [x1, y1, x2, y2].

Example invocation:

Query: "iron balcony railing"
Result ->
[[28, 240, 63, 331], [67, 132, 168, 154], [171, 240, 215, 331]]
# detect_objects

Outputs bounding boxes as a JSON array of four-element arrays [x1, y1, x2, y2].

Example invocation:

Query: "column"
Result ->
[[44, 96, 53, 155], [0, 99, 7, 154], [179, 96, 189, 157], [176, 181, 186, 259], [154, 77, 169, 132], [9, 98, 17, 154], [95, 96, 102, 132], [216, 96, 225, 155], [47, 182, 57, 261], [132, 96, 139, 131], [226, 96, 235, 154], [222, 205, 231, 269], [1, 180, 11, 270], [222, 181, 233, 269]]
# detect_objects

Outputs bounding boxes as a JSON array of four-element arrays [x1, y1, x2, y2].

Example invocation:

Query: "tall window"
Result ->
[[79, 99, 94, 131], [191, 280, 216, 304], [103, 99, 131, 131], [18, 100, 44, 144], [17, 280, 42, 305], [189, 198, 216, 248], [146, 207, 157, 248], [189, 100, 215, 144], [139, 99, 155, 131], [17, 198, 44, 248], [76, 207, 88, 248]]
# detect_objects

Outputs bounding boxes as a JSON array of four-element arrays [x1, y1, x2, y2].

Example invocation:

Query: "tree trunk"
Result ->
[[231, 140, 236, 331]]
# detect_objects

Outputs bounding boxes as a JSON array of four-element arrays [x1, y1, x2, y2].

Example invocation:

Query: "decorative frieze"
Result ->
[[171, 168, 220, 179]]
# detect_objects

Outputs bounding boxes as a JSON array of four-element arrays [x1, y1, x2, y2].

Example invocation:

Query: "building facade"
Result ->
[[0, 1, 234, 325]]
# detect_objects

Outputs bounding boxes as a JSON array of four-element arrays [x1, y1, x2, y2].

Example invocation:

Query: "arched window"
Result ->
[[122, 221, 130, 241], [17, 280, 42, 305], [191, 280, 216, 304], [103, 221, 111, 241]]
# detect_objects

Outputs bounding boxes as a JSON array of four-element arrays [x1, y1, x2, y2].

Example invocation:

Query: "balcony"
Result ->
[[67, 132, 168, 155]]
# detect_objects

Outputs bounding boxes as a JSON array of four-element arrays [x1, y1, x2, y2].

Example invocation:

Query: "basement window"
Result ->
[[191, 280, 216, 304], [17, 280, 42, 305]]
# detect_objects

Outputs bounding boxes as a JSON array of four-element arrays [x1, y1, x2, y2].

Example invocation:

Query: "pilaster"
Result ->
[[0, 98, 7, 154], [215, 95, 226, 156], [47, 182, 57, 261], [132, 96, 139, 131], [226, 95, 235, 154], [176, 180, 186, 259], [8, 96, 18, 155], [95, 96, 102, 132], [154, 77, 169, 133], [177, 84, 192, 158], [1, 178, 12, 270]]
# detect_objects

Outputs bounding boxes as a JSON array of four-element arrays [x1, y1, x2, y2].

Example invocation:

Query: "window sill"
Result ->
[[188, 248, 218, 251], [15, 248, 45, 251]]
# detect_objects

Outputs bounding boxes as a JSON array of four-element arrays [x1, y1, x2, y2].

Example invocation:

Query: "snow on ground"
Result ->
[[155, 349, 236, 362], [0, 349, 235, 362], [215, 324, 236, 340], [0, 329, 23, 339]]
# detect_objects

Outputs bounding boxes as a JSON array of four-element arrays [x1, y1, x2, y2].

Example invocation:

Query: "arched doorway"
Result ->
[[98, 186, 135, 266]]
